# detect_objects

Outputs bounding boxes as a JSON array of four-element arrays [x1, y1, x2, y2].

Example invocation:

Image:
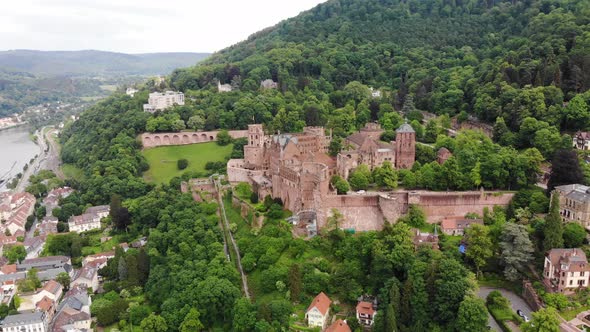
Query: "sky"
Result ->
[[0, 0, 326, 54]]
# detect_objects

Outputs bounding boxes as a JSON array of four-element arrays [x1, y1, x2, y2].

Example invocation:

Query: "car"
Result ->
[[517, 309, 524, 318]]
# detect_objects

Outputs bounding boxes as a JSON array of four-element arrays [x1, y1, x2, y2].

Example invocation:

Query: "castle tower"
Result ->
[[395, 123, 416, 169], [244, 124, 265, 168]]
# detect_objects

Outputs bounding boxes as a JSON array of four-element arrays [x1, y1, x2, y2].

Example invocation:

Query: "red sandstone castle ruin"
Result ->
[[227, 123, 513, 231]]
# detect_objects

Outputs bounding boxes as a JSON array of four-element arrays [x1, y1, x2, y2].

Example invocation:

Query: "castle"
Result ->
[[227, 123, 513, 231]]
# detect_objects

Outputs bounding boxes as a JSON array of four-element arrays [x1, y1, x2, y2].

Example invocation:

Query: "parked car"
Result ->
[[517, 309, 524, 318]]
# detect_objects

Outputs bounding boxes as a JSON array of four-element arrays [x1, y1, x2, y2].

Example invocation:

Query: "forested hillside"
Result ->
[[56, 0, 590, 330], [168, 0, 589, 133]]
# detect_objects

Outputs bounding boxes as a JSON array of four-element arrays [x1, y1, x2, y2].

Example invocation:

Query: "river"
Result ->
[[0, 126, 40, 191]]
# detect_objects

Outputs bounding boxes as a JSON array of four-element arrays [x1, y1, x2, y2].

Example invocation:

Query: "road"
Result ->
[[213, 177, 250, 299], [43, 128, 63, 178], [478, 287, 534, 332], [14, 126, 62, 192]]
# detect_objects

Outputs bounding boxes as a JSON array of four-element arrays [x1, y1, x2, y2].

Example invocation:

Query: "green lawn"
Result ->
[[62, 164, 85, 181], [142, 142, 233, 184]]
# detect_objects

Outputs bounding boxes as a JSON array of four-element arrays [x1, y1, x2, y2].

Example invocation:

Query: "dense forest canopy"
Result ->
[[167, 0, 589, 134]]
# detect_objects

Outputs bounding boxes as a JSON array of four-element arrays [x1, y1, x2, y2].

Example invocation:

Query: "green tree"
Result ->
[[544, 194, 564, 251], [548, 150, 584, 192], [140, 313, 168, 332], [56, 272, 71, 290], [177, 159, 189, 170], [521, 307, 560, 332], [328, 137, 342, 157], [4, 245, 26, 264], [563, 223, 586, 248], [348, 169, 369, 191], [499, 223, 534, 281], [232, 298, 257, 332], [330, 175, 350, 195], [217, 130, 232, 146], [187, 115, 205, 131], [180, 308, 204, 332], [456, 296, 489, 332], [465, 224, 493, 277]]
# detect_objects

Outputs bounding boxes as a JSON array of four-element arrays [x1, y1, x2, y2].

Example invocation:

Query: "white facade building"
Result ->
[[143, 91, 185, 113], [1, 312, 48, 332]]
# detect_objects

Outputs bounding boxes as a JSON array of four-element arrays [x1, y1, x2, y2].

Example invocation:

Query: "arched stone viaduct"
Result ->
[[141, 130, 248, 148]]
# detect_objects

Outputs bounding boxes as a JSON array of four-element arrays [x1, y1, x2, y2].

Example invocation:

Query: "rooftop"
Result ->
[[306, 292, 332, 316], [1, 311, 45, 326]]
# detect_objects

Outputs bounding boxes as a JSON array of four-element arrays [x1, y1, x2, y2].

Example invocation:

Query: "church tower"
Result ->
[[395, 123, 416, 169]]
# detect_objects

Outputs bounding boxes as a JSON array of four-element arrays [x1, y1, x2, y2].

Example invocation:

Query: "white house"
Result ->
[[18, 280, 63, 311], [67, 205, 109, 233], [143, 91, 185, 113], [0, 311, 48, 332], [305, 292, 332, 329], [71, 265, 99, 293]]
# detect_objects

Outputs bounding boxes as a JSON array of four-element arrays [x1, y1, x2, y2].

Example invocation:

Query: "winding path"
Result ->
[[477, 287, 534, 332], [213, 177, 250, 299]]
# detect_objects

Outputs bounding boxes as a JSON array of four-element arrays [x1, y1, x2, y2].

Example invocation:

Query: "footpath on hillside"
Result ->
[[213, 177, 251, 299]]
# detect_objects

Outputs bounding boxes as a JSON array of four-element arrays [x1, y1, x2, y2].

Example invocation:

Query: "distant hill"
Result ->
[[0, 50, 211, 76]]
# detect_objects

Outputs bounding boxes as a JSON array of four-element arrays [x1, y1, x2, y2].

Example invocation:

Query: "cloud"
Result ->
[[0, 0, 327, 53]]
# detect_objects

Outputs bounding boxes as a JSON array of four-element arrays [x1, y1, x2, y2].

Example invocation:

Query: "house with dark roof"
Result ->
[[440, 217, 484, 236], [573, 132, 590, 150], [544, 248, 590, 293], [553, 184, 590, 230], [0, 311, 48, 332], [305, 292, 332, 329]]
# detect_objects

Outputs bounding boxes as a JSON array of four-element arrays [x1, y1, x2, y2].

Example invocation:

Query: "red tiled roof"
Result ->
[[306, 292, 331, 316], [1, 264, 16, 274], [42, 280, 62, 295], [326, 319, 351, 332], [356, 301, 376, 316], [35, 296, 54, 312]]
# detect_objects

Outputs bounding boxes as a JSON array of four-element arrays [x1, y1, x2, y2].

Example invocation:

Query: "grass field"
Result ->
[[142, 142, 233, 184], [62, 164, 85, 181]]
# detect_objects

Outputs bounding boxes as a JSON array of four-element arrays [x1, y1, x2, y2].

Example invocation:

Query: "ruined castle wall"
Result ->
[[319, 195, 385, 231], [227, 159, 251, 183], [411, 191, 514, 222], [141, 130, 248, 148], [379, 193, 409, 223]]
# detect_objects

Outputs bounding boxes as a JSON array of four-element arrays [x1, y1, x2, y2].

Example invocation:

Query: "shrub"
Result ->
[[177, 159, 189, 170]]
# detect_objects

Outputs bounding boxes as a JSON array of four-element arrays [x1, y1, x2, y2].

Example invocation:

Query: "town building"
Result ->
[[143, 91, 185, 113], [573, 132, 590, 150], [437, 147, 452, 164], [544, 248, 590, 293], [553, 184, 590, 230], [305, 292, 331, 329], [260, 79, 278, 90], [412, 228, 439, 250], [51, 285, 92, 332], [71, 265, 99, 293], [43, 187, 73, 216], [125, 87, 138, 97], [369, 87, 381, 98], [440, 217, 484, 236], [0, 192, 36, 236], [0, 311, 48, 332], [68, 205, 110, 233], [18, 280, 63, 312], [217, 81, 232, 92], [356, 300, 377, 326], [326, 319, 351, 332]]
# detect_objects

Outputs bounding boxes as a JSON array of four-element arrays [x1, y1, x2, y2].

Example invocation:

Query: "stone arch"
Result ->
[[209, 135, 214, 141], [154, 135, 161, 145], [172, 135, 180, 145], [182, 134, 190, 144], [163, 135, 170, 145], [192, 134, 199, 143], [201, 133, 207, 141], [144, 137, 152, 147]]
